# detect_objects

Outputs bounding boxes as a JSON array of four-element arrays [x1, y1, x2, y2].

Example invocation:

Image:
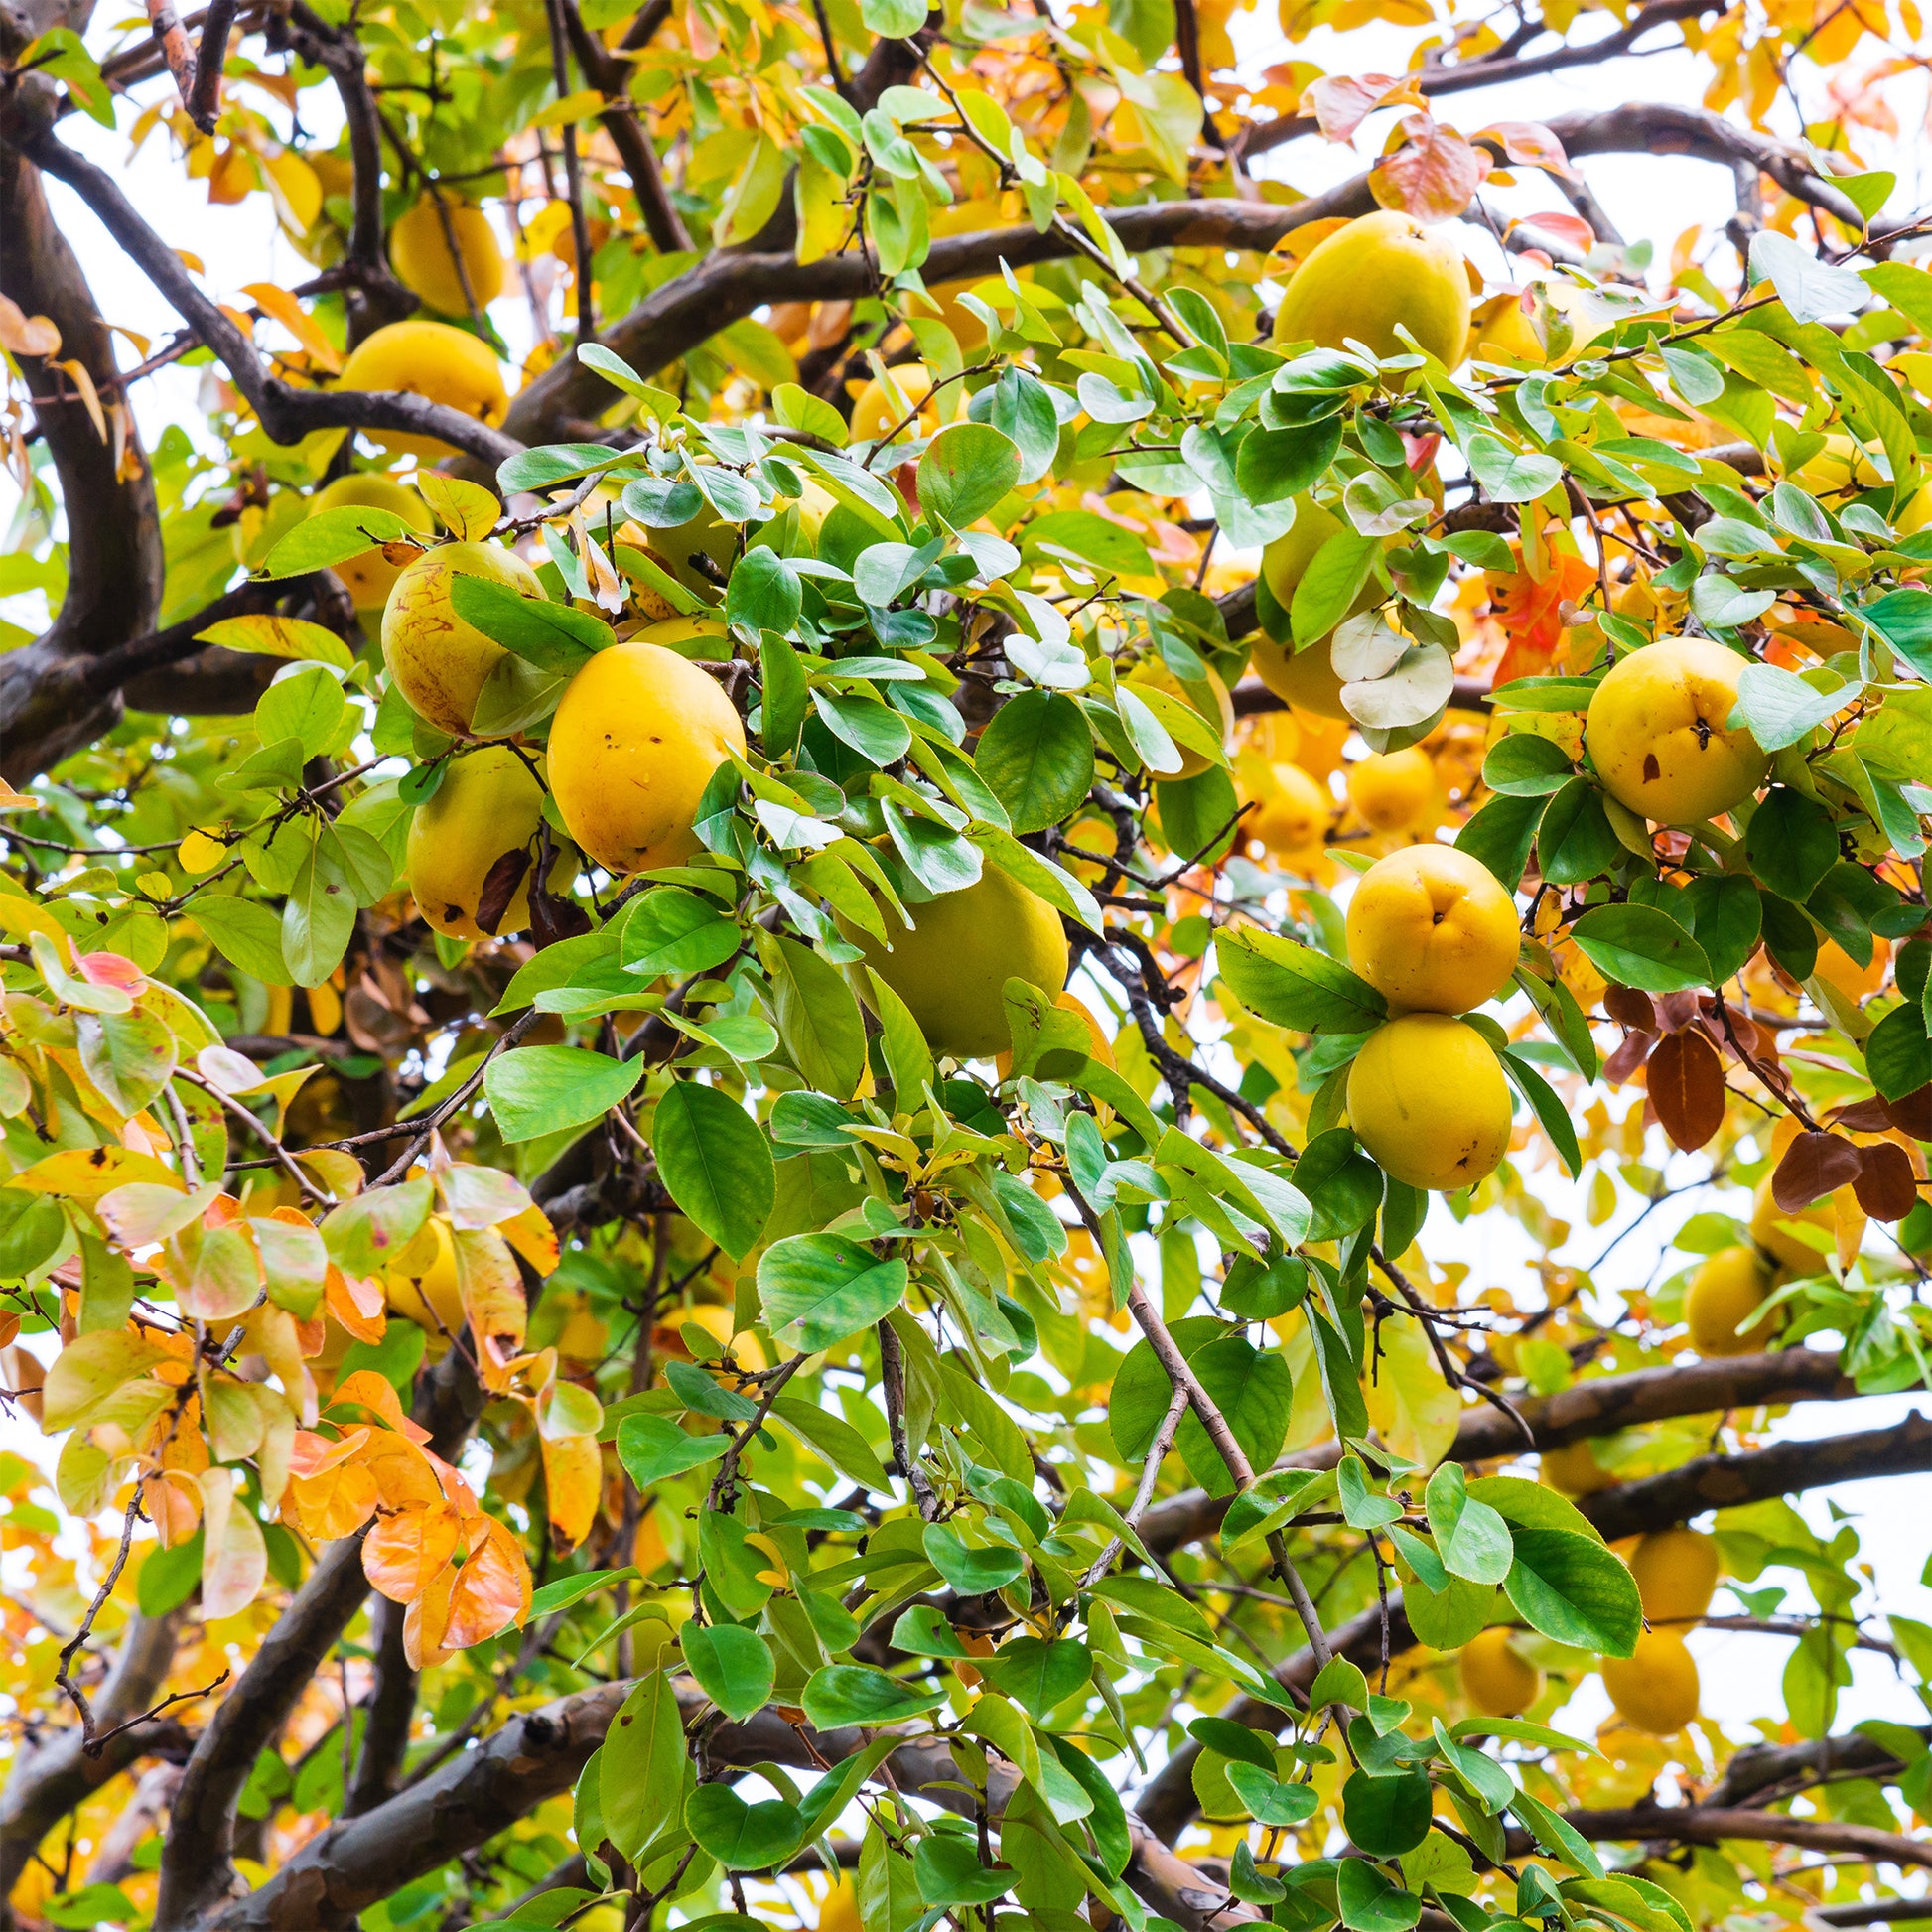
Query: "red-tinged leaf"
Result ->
[[183, 1222, 263, 1321], [198, 1468, 268, 1620], [1854, 1140, 1918, 1221], [1481, 119, 1575, 177], [1371, 115, 1489, 224], [442, 1514, 530, 1648], [1829, 1096, 1895, 1132], [74, 951, 145, 993], [326, 1264, 388, 1343], [1300, 71, 1403, 143], [363, 1501, 461, 1603], [437, 1160, 531, 1232], [1519, 209, 1596, 252], [1771, 1131, 1865, 1212], [1646, 1027, 1726, 1151], [1885, 1085, 1932, 1139]]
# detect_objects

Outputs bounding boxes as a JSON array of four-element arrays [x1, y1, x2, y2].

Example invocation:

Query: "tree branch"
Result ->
[[187, 0, 234, 132], [22, 128, 520, 467], [1529, 1806, 1932, 1870], [343, 1597, 416, 1819]]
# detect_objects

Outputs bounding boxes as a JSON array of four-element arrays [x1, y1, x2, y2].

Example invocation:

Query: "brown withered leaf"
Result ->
[[1605, 985, 1657, 1031], [1647, 1027, 1725, 1151], [475, 849, 532, 938], [530, 878, 591, 948], [1829, 1096, 1896, 1133], [1854, 1141, 1918, 1222], [1771, 1131, 1864, 1212], [1884, 1085, 1932, 1140], [1603, 1029, 1653, 1087]]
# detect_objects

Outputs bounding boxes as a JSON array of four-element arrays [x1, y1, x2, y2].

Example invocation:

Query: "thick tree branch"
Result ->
[[499, 103, 1863, 448], [1134, 1400, 1925, 1844], [156, 1347, 484, 1929], [1523, 1806, 1932, 1869], [1710, 1725, 1931, 1809], [22, 128, 520, 466], [344, 1597, 416, 1819], [1135, 1348, 1861, 1564]]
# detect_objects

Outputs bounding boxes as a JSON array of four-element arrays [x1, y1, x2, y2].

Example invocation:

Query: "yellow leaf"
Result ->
[[178, 829, 228, 875], [10, 1145, 182, 1202], [529, 88, 606, 130], [0, 295, 60, 358], [415, 471, 501, 542], [43, 1330, 171, 1433], [242, 282, 344, 374], [1361, 1308, 1460, 1469], [52, 359, 105, 441], [0, 778, 36, 809], [194, 612, 353, 671]]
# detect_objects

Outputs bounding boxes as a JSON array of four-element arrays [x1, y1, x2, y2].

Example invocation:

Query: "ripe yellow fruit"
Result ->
[[337, 321, 508, 461], [381, 539, 542, 737], [816, 1879, 864, 1932], [1629, 1528, 1721, 1623], [386, 1218, 465, 1342], [1460, 1627, 1542, 1717], [405, 745, 572, 942], [389, 195, 506, 317], [1251, 638, 1349, 720], [1345, 845, 1520, 1014], [856, 867, 1070, 1060], [635, 615, 730, 657], [1346, 1013, 1512, 1192], [1684, 1244, 1779, 1355], [1273, 210, 1472, 368], [1467, 278, 1611, 367], [1749, 1175, 1856, 1275], [1541, 1439, 1614, 1497], [1125, 659, 1233, 779], [851, 362, 938, 442], [307, 474, 433, 614], [547, 642, 747, 876], [1584, 638, 1769, 825], [1260, 494, 1349, 613], [1602, 1630, 1700, 1735], [1247, 761, 1332, 860], [1347, 747, 1440, 834], [646, 499, 738, 597], [1814, 935, 1890, 1003]]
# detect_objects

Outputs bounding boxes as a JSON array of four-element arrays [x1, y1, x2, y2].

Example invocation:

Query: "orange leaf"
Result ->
[[454, 1226, 527, 1384], [326, 1265, 388, 1344], [289, 1425, 373, 1479], [285, 1463, 379, 1541], [540, 1429, 603, 1556], [363, 1501, 462, 1603], [403, 1561, 457, 1670], [363, 1432, 444, 1510], [442, 1515, 530, 1648], [332, 1369, 430, 1442]]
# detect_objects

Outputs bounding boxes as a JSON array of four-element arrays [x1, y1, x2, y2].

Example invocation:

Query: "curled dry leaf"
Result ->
[[0, 294, 61, 358]]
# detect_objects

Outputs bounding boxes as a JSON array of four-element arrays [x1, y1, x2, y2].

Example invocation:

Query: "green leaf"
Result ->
[[1236, 418, 1345, 504], [759, 632, 809, 759], [1744, 787, 1840, 905], [1454, 791, 1547, 893], [1424, 1461, 1514, 1585], [1569, 903, 1711, 994], [1536, 779, 1620, 888], [262, 504, 419, 578], [914, 1836, 1015, 1908], [1224, 1763, 1320, 1828], [1504, 1526, 1642, 1656], [1343, 1769, 1433, 1855], [1865, 1002, 1932, 1101], [685, 1783, 803, 1871], [448, 574, 612, 671], [1501, 1049, 1583, 1179], [601, 1670, 691, 1865], [973, 690, 1095, 835], [283, 852, 356, 990], [616, 1415, 730, 1487], [813, 688, 913, 764], [758, 1232, 909, 1352], [725, 547, 802, 638], [917, 422, 1023, 528], [1681, 873, 1762, 987], [651, 1081, 774, 1259], [1465, 432, 1564, 503], [802, 1663, 943, 1728], [1216, 927, 1386, 1035], [621, 886, 742, 981], [1748, 230, 1870, 325], [1512, 1788, 1606, 1880], [921, 1521, 1025, 1593], [1291, 529, 1378, 645], [1729, 662, 1854, 752], [1336, 1857, 1423, 1932], [527, 1567, 637, 1617], [1861, 588, 1932, 677], [682, 1622, 775, 1723], [1482, 733, 1575, 796], [483, 1044, 643, 1142]]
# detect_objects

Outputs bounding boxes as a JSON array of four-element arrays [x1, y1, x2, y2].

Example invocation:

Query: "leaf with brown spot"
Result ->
[[1771, 1131, 1864, 1212], [1646, 1027, 1726, 1150], [1854, 1141, 1918, 1222]]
